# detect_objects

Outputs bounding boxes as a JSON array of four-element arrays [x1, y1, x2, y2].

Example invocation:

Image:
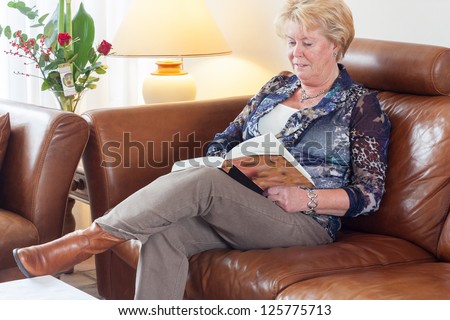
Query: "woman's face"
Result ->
[[285, 21, 338, 86]]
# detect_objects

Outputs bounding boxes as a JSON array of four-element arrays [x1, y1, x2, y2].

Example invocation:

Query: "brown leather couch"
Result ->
[[82, 38, 450, 299], [0, 101, 89, 282]]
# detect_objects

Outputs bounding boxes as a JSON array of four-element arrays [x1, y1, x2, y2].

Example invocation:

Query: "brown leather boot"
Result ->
[[13, 223, 125, 278]]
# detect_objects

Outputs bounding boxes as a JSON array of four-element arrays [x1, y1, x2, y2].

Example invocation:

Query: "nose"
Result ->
[[292, 44, 303, 58]]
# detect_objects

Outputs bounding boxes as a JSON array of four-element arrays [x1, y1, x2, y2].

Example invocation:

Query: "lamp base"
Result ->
[[142, 60, 196, 104]]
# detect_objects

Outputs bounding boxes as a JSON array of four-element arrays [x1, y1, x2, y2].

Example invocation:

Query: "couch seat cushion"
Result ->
[[277, 262, 450, 299], [0, 209, 39, 270], [184, 231, 435, 299]]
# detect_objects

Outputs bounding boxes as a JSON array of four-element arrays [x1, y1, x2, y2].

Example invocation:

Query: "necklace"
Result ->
[[300, 87, 327, 102]]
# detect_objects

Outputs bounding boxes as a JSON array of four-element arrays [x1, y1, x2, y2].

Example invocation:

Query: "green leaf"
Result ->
[[0, 25, 3, 37], [87, 48, 96, 63], [7, 1, 24, 9], [26, 11, 38, 20], [95, 66, 107, 74], [72, 3, 95, 70], [4, 26, 12, 39], [30, 23, 44, 28], [44, 61, 59, 71], [39, 53, 47, 68], [85, 83, 97, 89], [55, 48, 65, 59], [43, 4, 59, 49], [73, 71, 80, 83], [83, 61, 102, 73], [48, 70, 61, 81], [8, 1, 40, 20], [38, 13, 50, 25], [44, 22, 55, 38], [87, 76, 100, 82], [41, 79, 52, 91], [44, 57, 66, 71]]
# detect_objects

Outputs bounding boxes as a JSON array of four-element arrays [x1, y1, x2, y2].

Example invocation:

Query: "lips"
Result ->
[[294, 63, 309, 69], [293, 59, 307, 66]]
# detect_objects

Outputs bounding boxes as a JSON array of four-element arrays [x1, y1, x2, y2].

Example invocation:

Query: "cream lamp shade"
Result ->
[[112, 0, 231, 104]]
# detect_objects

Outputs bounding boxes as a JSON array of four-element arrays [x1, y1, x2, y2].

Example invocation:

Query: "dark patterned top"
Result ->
[[207, 65, 391, 240]]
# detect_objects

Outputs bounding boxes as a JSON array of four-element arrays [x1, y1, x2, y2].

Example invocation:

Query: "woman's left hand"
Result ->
[[264, 186, 307, 213], [265, 186, 351, 216]]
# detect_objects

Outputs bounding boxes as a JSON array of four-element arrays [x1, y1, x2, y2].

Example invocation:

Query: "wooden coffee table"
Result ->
[[0, 275, 96, 300]]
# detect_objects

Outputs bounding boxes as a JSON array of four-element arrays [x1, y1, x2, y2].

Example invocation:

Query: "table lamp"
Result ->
[[112, 0, 231, 104]]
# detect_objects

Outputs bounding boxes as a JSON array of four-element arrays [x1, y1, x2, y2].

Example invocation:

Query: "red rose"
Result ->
[[57, 33, 71, 47], [97, 40, 112, 55]]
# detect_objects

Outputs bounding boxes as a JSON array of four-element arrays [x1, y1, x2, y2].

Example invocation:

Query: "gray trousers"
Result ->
[[96, 167, 332, 299]]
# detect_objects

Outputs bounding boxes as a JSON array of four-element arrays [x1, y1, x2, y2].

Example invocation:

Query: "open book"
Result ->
[[172, 133, 314, 194]]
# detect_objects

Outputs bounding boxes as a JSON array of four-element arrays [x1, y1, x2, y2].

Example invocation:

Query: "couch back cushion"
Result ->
[[342, 39, 450, 259], [342, 38, 450, 96]]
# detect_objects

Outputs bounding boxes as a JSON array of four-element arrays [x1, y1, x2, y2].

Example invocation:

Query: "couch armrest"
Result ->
[[0, 99, 89, 244], [82, 95, 250, 221]]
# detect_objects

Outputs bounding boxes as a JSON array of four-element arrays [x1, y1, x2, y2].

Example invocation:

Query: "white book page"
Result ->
[[225, 133, 282, 159]]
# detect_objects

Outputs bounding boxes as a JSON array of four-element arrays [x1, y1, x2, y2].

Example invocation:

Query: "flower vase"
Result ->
[[54, 92, 83, 113]]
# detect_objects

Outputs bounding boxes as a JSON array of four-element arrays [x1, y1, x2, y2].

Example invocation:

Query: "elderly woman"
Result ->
[[14, 0, 390, 299]]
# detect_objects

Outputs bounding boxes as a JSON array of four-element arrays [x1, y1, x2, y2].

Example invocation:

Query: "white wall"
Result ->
[[345, 0, 450, 47]]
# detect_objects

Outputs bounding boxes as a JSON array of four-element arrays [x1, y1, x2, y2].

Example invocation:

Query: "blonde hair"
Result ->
[[275, 0, 355, 60]]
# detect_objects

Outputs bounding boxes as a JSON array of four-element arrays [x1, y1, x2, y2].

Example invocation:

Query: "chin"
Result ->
[[294, 71, 308, 82]]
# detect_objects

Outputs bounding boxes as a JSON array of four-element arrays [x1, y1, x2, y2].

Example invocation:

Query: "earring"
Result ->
[[332, 51, 338, 57]]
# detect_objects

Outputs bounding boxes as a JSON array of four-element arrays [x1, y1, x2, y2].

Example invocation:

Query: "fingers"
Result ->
[[264, 187, 283, 206], [265, 191, 280, 205], [264, 186, 281, 197], [266, 192, 283, 209], [264, 186, 299, 213]]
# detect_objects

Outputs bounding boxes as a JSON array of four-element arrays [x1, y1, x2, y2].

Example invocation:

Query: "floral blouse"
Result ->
[[206, 65, 391, 240]]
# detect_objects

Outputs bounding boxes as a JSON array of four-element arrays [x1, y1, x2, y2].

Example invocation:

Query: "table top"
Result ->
[[0, 275, 96, 300]]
